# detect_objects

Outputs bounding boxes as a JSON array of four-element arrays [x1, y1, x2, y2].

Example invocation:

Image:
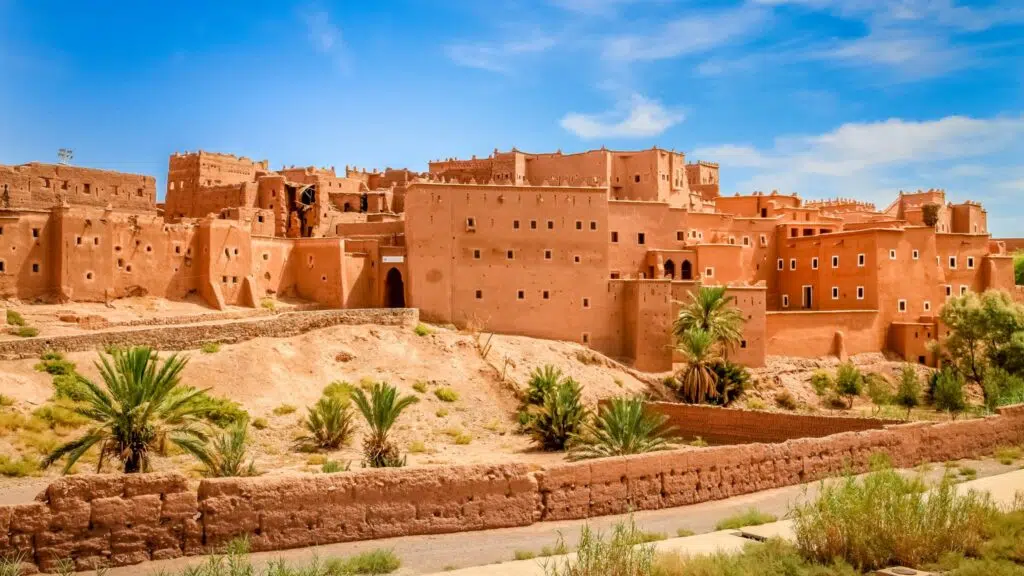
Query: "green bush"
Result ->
[[810, 370, 833, 395], [865, 373, 892, 407], [200, 342, 221, 354], [351, 382, 417, 468], [0, 394, 12, 407], [934, 368, 967, 418], [325, 549, 401, 574], [323, 380, 356, 402], [273, 403, 297, 416], [413, 323, 432, 337], [32, 400, 89, 429], [834, 363, 863, 408], [523, 365, 564, 408], [178, 387, 249, 428], [983, 367, 1024, 411], [251, 417, 268, 430], [569, 396, 676, 460], [5, 309, 25, 326], [434, 387, 459, 402], [709, 360, 749, 405], [15, 326, 39, 338], [895, 364, 922, 418], [1015, 250, 1024, 285], [526, 377, 588, 451], [653, 539, 859, 576], [774, 390, 798, 410], [715, 508, 778, 531], [201, 422, 258, 478], [412, 380, 428, 393], [34, 352, 76, 376], [295, 395, 355, 451], [321, 460, 350, 474], [0, 455, 38, 477]]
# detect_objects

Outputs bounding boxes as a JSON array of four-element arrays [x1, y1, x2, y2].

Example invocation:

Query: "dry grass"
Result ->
[[715, 508, 778, 531]]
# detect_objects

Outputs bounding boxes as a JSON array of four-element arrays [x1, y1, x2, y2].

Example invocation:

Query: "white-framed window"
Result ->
[[967, 256, 975, 269], [507, 249, 515, 260], [945, 285, 953, 298], [832, 286, 839, 300], [924, 301, 931, 312], [812, 257, 819, 270], [705, 267, 715, 277], [544, 249, 553, 260], [742, 236, 750, 246], [858, 253, 866, 267], [472, 249, 481, 259], [777, 258, 784, 271], [960, 285, 968, 295], [782, 294, 790, 308], [832, 255, 839, 268], [912, 249, 919, 260], [949, 256, 957, 269], [889, 249, 896, 260], [857, 286, 865, 300], [898, 299, 907, 312], [466, 217, 476, 229], [760, 234, 767, 246], [790, 258, 797, 271]]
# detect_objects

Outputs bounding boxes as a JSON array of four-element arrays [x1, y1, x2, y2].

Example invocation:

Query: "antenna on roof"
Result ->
[[57, 148, 73, 165]]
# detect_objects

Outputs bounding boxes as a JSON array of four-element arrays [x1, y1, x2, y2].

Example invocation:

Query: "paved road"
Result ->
[[85, 457, 1017, 576]]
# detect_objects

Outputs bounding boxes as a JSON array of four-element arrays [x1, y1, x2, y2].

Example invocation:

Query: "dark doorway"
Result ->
[[385, 268, 405, 308], [802, 286, 813, 309], [681, 260, 693, 280], [664, 259, 676, 279]]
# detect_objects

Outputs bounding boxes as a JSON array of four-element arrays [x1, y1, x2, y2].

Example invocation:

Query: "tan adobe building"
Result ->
[[0, 146, 1014, 372]]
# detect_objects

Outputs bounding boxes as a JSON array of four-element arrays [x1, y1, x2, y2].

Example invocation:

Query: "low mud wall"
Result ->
[[3, 405, 1022, 573], [645, 402, 898, 444], [0, 308, 418, 360]]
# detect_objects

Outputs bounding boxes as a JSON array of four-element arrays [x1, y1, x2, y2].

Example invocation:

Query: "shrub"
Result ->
[[251, 417, 268, 430], [542, 518, 655, 575], [983, 367, 1024, 411], [993, 446, 1021, 465], [514, 550, 537, 561], [689, 436, 709, 447], [653, 539, 860, 576], [179, 387, 249, 428], [325, 549, 401, 574], [810, 370, 833, 395], [34, 353, 76, 376], [201, 422, 258, 478], [200, 342, 221, 354], [323, 380, 355, 401], [715, 508, 778, 531], [774, 390, 798, 410], [352, 382, 417, 468], [865, 373, 892, 408], [746, 398, 766, 410], [569, 396, 676, 460], [434, 387, 459, 402], [834, 362, 863, 408], [15, 326, 38, 338], [273, 404, 297, 416], [413, 323, 432, 336], [453, 431, 472, 445], [709, 360, 749, 405], [676, 528, 695, 537], [526, 377, 588, 451], [435, 408, 448, 418], [52, 374, 89, 402], [0, 455, 38, 477], [32, 400, 89, 429], [5, 309, 25, 326], [793, 468, 997, 571], [260, 298, 276, 310], [895, 364, 922, 418], [321, 460, 350, 474], [407, 440, 427, 453], [412, 381, 428, 393], [934, 368, 967, 418], [922, 202, 941, 226], [523, 365, 564, 408], [0, 394, 12, 407], [295, 395, 355, 451]]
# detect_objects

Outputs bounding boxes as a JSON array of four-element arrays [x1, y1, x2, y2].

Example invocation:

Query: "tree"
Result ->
[[294, 395, 355, 451], [526, 377, 588, 451], [835, 362, 864, 409], [569, 397, 676, 460], [351, 382, 417, 467], [933, 368, 966, 419], [1014, 251, 1024, 286], [201, 421, 258, 478], [673, 327, 721, 404], [938, 291, 1024, 403], [894, 365, 921, 419], [922, 203, 941, 227], [865, 373, 892, 415], [42, 346, 211, 474], [673, 286, 745, 350]]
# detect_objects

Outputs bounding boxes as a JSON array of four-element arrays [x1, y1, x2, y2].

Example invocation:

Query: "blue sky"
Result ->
[[1, 0, 1022, 234]]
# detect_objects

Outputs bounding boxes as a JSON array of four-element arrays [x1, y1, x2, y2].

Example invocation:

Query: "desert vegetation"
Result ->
[[669, 287, 749, 405]]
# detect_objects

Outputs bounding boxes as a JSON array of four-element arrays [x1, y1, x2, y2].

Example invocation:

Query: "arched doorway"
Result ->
[[384, 268, 405, 308], [681, 260, 693, 280], [663, 259, 676, 279]]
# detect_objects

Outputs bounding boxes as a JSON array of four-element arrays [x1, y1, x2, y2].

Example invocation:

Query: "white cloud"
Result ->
[[602, 5, 768, 62], [445, 36, 556, 73], [549, 0, 651, 16], [751, 0, 1024, 32], [302, 9, 348, 70], [816, 30, 972, 79], [560, 94, 684, 139]]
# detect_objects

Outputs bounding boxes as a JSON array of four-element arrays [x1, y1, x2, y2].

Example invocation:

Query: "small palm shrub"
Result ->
[[294, 395, 355, 451], [894, 364, 921, 418], [934, 368, 967, 418], [569, 397, 676, 460], [352, 382, 417, 467], [709, 360, 749, 405], [523, 365, 564, 408], [835, 362, 863, 408], [527, 377, 587, 451], [201, 421, 258, 478]]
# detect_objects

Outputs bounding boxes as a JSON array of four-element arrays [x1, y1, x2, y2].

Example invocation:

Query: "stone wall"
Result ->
[[644, 402, 898, 444], [3, 405, 1022, 573], [0, 308, 417, 360]]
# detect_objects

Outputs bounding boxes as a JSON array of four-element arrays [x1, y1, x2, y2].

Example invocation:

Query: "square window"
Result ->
[[832, 255, 839, 268], [858, 253, 865, 266], [513, 220, 520, 230], [547, 220, 554, 230], [812, 257, 819, 270], [912, 249, 919, 260], [742, 236, 750, 246], [590, 221, 597, 231], [222, 276, 228, 283], [967, 256, 975, 269], [740, 340, 747, 349], [676, 231, 684, 241], [466, 217, 475, 228], [924, 301, 931, 312], [782, 294, 790, 308], [949, 256, 957, 269], [507, 250, 514, 260], [705, 267, 714, 277], [573, 255, 581, 263], [729, 236, 736, 245], [475, 290, 483, 299], [898, 299, 907, 312], [889, 249, 896, 260], [960, 285, 968, 295], [790, 258, 796, 271], [637, 232, 645, 245], [542, 290, 550, 299], [777, 258, 784, 271], [530, 220, 537, 230], [582, 298, 590, 309], [32, 263, 39, 273], [473, 249, 481, 259], [832, 286, 839, 300], [611, 231, 619, 243], [544, 249, 552, 260], [575, 220, 583, 230], [857, 286, 865, 300], [517, 290, 525, 300]]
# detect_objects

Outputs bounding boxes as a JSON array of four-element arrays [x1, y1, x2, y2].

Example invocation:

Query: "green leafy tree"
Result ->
[[922, 202, 941, 227], [351, 382, 417, 467], [1015, 251, 1024, 285], [865, 373, 892, 414], [933, 368, 966, 419], [201, 421, 258, 478], [569, 397, 676, 460], [41, 346, 211, 474], [672, 286, 745, 350], [982, 366, 1024, 412], [894, 365, 921, 419], [526, 378, 588, 451], [674, 327, 721, 404], [835, 362, 864, 409], [938, 291, 1024, 401], [294, 395, 355, 451]]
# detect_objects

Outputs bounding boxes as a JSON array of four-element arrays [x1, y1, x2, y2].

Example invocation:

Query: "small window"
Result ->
[[542, 290, 550, 299], [949, 256, 957, 269], [0, 260, 4, 273], [83, 183, 91, 194], [0, 226, 3, 235], [513, 220, 520, 230], [530, 220, 537, 230], [924, 301, 931, 312], [634, 174, 640, 183], [889, 249, 896, 260], [611, 231, 619, 243], [575, 220, 583, 230], [573, 255, 581, 263], [32, 262, 40, 273], [740, 340, 747, 349], [547, 220, 554, 230], [705, 267, 714, 277], [582, 298, 590, 309], [676, 231, 684, 241], [544, 249, 552, 260], [960, 285, 968, 296], [832, 255, 839, 268], [858, 253, 865, 267], [782, 294, 790, 308], [609, 271, 620, 279], [857, 286, 865, 300], [637, 232, 645, 245], [898, 299, 907, 312], [582, 333, 590, 344], [742, 236, 750, 246], [76, 236, 82, 245], [507, 250, 514, 260], [517, 290, 525, 300], [945, 285, 952, 297], [590, 221, 597, 231], [912, 249, 919, 260], [85, 272, 93, 280], [475, 290, 483, 299], [32, 228, 39, 238], [832, 286, 839, 300], [473, 249, 481, 259], [258, 215, 264, 223], [93, 237, 99, 246], [811, 257, 819, 270], [759, 234, 767, 246], [777, 258, 784, 271], [790, 258, 796, 271], [222, 276, 228, 283], [967, 256, 975, 269], [262, 253, 269, 261], [729, 236, 736, 245]]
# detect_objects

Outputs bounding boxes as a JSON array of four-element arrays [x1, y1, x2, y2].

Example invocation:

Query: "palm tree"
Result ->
[[674, 327, 721, 403], [351, 382, 417, 467], [569, 397, 676, 460], [526, 377, 588, 451], [201, 421, 258, 478], [294, 395, 355, 451], [673, 286, 745, 350], [42, 346, 211, 474]]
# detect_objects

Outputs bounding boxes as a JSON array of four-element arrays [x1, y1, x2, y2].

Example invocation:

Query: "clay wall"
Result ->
[[164, 183, 256, 220], [996, 238, 1024, 253], [610, 150, 662, 202], [4, 405, 1021, 572], [888, 321, 939, 366], [766, 309, 884, 357], [0, 212, 57, 300], [523, 150, 609, 187], [950, 203, 987, 234], [250, 237, 296, 298], [335, 220, 404, 239], [292, 239, 346, 308], [0, 163, 156, 212], [935, 233, 996, 297], [166, 152, 266, 219]]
